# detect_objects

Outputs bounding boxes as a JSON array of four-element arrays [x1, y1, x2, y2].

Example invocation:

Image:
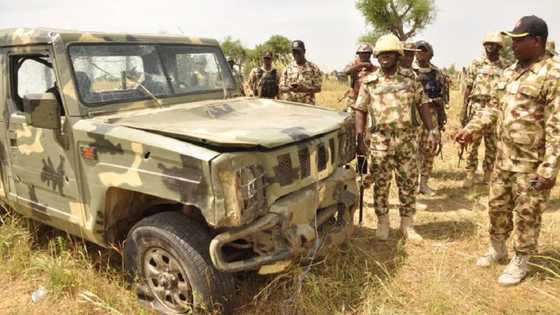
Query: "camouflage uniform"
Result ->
[[247, 66, 279, 97], [353, 68, 429, 217], [231, 68, 245, 95], [414, 64, 447, 180], [462, 56, 508, 175], [279, 61, 322, 105], [342, 57, 376, 110], [465, 56, 560, 255]]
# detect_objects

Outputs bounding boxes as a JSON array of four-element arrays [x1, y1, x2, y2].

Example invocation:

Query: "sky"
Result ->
[[0, 0, 558, 72]]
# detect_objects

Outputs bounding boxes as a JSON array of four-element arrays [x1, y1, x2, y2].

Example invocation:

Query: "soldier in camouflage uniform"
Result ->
[[461, 32, 508, 186], [456, 16, 560, 286], [341, 43, 377, 111], [247, 52, 279, 98], [354, 34, 439, 242], [546, 40, 557, 59], [279, 40, 323, 105], [227, 56, 245, 96], [414, 41, 449, 196]]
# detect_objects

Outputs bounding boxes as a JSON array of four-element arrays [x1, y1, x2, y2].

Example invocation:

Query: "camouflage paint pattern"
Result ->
[[354, 67, 427, 217], [0, 28, 357, 272], [466, 56, 560, 255], [279, 61, 322, 105]]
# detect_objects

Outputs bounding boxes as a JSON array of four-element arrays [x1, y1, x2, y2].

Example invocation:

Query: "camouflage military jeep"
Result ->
[[0, 28, 358, 314]]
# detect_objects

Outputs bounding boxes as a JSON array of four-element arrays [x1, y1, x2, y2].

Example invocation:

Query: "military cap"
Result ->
[[402, 42, 420, 52], [483, 32, 504, 47], [262, 51, 273, 59], [356, 43, 373, 54], [415, 40, 433, 55], [502, 15, 548, 39], [292, 40, 306, 51]]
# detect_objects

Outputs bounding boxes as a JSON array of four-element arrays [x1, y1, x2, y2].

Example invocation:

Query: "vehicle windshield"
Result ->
[[68, 44, 235, 106]]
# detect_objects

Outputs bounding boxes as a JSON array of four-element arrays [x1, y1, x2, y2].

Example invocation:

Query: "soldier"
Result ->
[[353, 34, 439, 241], [546, 40, 557, 59], [414, 40, 449, 196], [399, 42, 420, 70], [341, 43, 377, 111], [279, 40, 322, 105], [456, 15, 560, 286], [461, 32, 508, 187], [227, 56, 245, 96], [247, 52, 279, 99]]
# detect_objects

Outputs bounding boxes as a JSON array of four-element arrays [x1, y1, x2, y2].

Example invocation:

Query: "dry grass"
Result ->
[[1, 81, 559, 314]]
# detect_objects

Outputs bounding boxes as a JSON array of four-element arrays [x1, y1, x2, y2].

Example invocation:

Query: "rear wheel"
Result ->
[[124, 211, 234, 314]]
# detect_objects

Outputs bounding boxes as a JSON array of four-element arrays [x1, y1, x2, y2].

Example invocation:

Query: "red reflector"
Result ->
[[81, 146, 98, 160]]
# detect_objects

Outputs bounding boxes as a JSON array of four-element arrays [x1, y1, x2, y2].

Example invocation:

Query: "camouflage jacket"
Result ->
[[342, 58, 376, 100], [353, 67, 429, 131], [247, 66, 279, 97], [461, 56, 508, 123], [231, 68, 245, 95], [465, 57, 560, 179], [465, 56, 508, 99], [279, 60, 322, 105]]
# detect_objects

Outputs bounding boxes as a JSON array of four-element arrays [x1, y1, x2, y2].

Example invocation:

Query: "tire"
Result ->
[[124, 211, 234, 314]]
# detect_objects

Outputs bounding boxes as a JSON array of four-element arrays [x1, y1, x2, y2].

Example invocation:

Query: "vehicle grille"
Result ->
[[272, 133, 339, 188]]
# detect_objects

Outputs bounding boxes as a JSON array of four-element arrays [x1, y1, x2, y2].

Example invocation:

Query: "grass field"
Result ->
[[1, 80, 559, 314]]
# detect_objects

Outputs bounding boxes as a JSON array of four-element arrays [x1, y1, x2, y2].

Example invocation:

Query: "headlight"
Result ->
[[218, 163, 266, 225]]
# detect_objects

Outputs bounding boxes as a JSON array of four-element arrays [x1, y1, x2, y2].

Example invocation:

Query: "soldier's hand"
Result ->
[[426, 129, 440, 154], [455, 129, 473, 145], [529, 174, 556, 191]]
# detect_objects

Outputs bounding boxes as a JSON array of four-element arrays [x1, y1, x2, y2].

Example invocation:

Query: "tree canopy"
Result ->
[[356, 0, 437, 43]]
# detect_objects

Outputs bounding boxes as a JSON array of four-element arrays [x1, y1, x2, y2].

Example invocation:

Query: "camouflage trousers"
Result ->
[[465, 101, 497, 173], [488, 169, 550, 255], [418, 126, 440, 178], [466, 130, 497, 173], [369, 129, 418, 218]]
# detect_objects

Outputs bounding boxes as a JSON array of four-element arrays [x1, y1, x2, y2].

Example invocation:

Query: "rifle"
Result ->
[[356, 134, 367, 225], [458, 143, 469, 167]]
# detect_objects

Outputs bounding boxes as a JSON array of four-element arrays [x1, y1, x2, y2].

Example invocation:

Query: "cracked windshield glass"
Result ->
[[69, 44, 234, 106]]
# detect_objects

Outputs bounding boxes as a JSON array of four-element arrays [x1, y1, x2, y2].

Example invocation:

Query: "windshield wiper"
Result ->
[[88, 62, 163, 107]]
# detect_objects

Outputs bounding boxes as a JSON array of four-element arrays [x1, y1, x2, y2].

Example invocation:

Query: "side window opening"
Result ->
[[10, 54, 63, 114]]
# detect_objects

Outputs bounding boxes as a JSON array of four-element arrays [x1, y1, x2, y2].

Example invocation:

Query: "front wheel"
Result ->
[[124, 211, 234, 314]]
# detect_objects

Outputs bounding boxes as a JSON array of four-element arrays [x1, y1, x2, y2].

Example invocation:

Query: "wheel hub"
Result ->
[[143, 247, 193, 312]]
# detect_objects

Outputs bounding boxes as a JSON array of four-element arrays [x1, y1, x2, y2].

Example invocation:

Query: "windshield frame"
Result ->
[[67, 42, 236, 108]]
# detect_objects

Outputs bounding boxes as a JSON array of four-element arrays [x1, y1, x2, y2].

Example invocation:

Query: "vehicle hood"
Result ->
[[100, 98, 350, 149]]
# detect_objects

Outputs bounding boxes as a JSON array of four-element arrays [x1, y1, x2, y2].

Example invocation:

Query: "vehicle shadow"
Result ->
[[232, 225, 407, 314]]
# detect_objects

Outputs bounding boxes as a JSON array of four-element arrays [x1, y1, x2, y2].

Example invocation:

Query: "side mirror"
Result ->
[[23, 93, 61, 130]]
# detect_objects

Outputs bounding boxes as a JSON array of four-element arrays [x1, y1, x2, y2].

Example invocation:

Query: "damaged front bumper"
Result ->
[[209, 166, 358, 273]]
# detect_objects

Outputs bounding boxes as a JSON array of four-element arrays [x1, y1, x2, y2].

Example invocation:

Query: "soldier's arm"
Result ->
[[462, 63, 477, 115], [414, 81, 436, 130], [305, 65, 322, 93], [278, 68, 291, 93], [353, 84, 369, 154], [536, 70, 560, 180], [247, 69, 257, 96], [463, 98, 499, 135], [353, 84, 369, 133]]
